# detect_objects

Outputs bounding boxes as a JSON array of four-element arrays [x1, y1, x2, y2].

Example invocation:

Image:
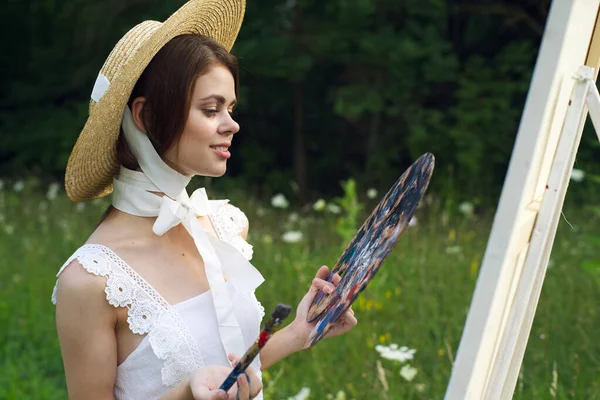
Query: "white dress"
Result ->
[[51, 201, 265, 400]]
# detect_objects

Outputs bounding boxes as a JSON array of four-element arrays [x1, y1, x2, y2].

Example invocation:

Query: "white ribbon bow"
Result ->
[[153, 188, 211, 236], [109, 106, 264, 361]]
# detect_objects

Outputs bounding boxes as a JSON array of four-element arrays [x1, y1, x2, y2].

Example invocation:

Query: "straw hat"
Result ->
[[65, 0, 245, 202]]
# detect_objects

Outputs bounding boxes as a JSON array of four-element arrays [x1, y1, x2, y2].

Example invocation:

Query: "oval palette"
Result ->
[[306, 153, 435, 346]]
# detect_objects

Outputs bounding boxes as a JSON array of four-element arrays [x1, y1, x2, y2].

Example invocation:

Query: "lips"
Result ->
[[209, 143, 231, 150], [210, 143, 231, 159]]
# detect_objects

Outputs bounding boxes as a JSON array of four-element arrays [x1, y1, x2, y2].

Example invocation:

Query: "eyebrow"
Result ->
[[200, 94, 237, 106]]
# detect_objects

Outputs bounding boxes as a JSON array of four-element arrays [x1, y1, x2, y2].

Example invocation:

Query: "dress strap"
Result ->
[[51, 244, 204, 387]]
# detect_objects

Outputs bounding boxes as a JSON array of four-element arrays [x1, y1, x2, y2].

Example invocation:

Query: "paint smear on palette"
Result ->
[[306, 153, 435, 347]]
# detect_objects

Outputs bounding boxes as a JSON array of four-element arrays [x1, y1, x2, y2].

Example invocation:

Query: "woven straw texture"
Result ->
[[65, 0, 245, 202]]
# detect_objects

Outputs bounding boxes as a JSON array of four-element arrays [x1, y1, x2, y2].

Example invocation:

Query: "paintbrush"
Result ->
[[219, 303, 292, 392]]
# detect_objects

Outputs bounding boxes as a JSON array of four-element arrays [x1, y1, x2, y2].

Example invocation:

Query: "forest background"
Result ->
[[3, 0, 599, 203], [2, 1, 600, 399]]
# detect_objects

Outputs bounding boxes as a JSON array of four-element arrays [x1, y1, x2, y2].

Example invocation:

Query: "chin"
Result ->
[[199, 165, 227, 178]]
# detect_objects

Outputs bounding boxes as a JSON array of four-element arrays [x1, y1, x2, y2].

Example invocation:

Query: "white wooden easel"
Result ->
[[445, 1, 600, 399]]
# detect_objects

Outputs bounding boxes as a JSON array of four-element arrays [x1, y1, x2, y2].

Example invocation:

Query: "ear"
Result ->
[[130, 97, 147, 133]]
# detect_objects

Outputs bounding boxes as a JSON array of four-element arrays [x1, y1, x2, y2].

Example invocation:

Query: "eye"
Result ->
[[203, 108, 218, 117]]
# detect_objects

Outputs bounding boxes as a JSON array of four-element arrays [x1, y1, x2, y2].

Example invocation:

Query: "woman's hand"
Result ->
[[189, 355, 262, 400], [289, 265, 358, 349]]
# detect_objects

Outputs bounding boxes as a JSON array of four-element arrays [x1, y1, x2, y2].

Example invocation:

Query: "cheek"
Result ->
[[181, 111, 213, 144]]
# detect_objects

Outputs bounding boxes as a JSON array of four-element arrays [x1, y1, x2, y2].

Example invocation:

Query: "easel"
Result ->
[[487, 65, 600, 398], [445, 1, 600, 398]]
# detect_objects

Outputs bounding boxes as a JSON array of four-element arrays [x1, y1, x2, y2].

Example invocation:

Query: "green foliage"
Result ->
[[1, 183, 600, 398], [333, 178, 364, 246], [0, 1, 566, 205]]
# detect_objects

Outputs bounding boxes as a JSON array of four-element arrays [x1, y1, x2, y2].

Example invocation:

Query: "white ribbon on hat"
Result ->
[[112, 106, 264, 359]]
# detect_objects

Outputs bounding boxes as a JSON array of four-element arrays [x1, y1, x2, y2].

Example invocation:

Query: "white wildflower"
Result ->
[[400, 364, 418, 382], [13, 180, 24, 192], [375, 344, 416, 362], [415, 383, 426, 392], [570, 168, 585, 182], [367, 188, 378, 199], [409, 216, 418, 227], [4, 225, 14, 235], [313, 199, 326, 211], [282, 231, 303, 243], [334, 391, 346, 400], [46, 182, 61, 201], [445, 245, 462, 254], [271, 193, 289, 209], [288, 212, 299, 223], [288, 387, 310, 400], [458, 201, 474, 216], [326, 203, 342, 214], [539, 333, 546, 340], [75, 203, 86, 213]]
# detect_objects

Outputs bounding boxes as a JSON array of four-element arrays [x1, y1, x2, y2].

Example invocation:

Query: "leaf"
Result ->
[[581, 260, 600, 275]]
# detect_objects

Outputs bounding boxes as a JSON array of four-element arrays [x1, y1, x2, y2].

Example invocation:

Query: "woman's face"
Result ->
[[163, 64, 239, 177]]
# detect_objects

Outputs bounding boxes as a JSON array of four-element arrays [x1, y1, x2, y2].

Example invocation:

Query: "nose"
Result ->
[[219, 113, 240, 136]]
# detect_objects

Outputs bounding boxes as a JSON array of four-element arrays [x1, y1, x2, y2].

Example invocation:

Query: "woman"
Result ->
[[52, 1, 357, 400]]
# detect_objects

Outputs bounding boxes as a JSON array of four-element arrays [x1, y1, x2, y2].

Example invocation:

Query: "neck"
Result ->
[[120, 106, 192, 198]]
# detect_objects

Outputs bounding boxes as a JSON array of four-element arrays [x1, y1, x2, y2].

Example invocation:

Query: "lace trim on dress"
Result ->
[[209, 201, 254, 260], [51, 244, 203, 387], [208, 201, 264, 319]]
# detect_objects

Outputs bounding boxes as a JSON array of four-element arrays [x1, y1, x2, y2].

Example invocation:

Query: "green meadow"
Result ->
[[1, 178, 599, 399]]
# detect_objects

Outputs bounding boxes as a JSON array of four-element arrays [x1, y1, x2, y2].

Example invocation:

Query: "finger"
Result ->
[[330, 314, 358, 336], [332, 272, 342, 285], [342, 312, 358, 327], [211, 390, 229, 400], [303, 266, 331, 304], [225, 384, 239, 400], [335, 310, 357, 328], [312, 277, 335, 295], [237, 374, 250, 400], [227, 353, 240, 367], [193, 386, 228, 400], [315, 265, 330, 280], [243, 366, 262, 397]]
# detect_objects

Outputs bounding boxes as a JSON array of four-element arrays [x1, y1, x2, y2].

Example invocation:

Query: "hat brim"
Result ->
[[65, 0, 245, 202]]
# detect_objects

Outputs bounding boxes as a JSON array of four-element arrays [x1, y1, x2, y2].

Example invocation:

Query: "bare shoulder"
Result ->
[[55, 258, 114, 317], [55, 211, 152, 306], [55, 259, 119, 399]]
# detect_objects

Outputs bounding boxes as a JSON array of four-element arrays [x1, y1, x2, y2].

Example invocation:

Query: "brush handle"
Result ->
[[219, 304, 292, 392]]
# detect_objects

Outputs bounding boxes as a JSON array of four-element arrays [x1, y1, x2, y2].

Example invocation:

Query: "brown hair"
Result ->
[[117, 33, 239, 170], [100, 34, 238, 222]]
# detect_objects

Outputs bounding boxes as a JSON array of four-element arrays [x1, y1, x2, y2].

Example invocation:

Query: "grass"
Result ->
[[0, 179, 599, 399]]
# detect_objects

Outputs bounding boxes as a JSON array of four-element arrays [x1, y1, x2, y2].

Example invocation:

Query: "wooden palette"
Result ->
[[306, 153, 435, 346]]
